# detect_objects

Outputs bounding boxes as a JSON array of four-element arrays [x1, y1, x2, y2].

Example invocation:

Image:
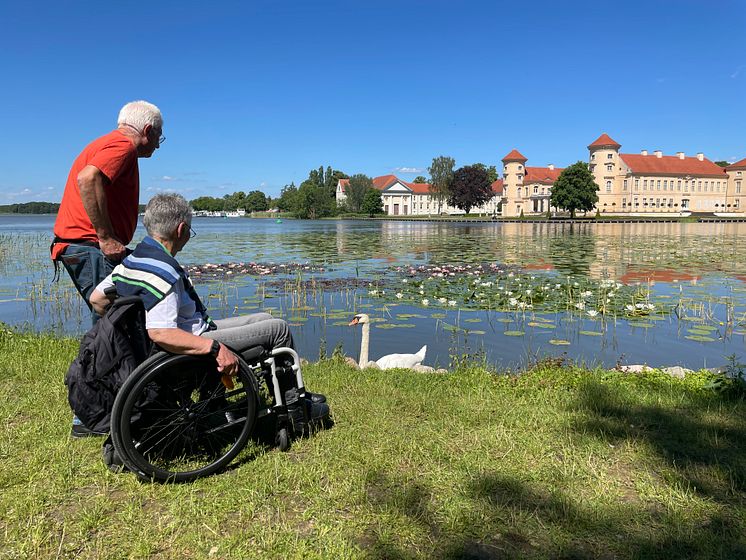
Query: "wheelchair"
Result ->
[[103, 300, 319, 483]]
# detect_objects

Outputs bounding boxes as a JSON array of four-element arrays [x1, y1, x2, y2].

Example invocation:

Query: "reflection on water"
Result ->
[[2, 215, 746, 370]]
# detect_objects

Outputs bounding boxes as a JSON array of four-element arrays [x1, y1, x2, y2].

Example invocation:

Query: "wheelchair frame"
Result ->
[[109, 344, 309, 483]]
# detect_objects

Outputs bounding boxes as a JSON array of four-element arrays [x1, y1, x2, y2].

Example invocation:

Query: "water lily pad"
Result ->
[[579, 330, 603, 336], [549, 339, 571, 345], [685, 335, 717, 342], [528, 322, 556, 329], [627, 322, 654, 328], [503, 331, 525, 337], [431, 313, 447, 319], [464, 318, 483, 323]]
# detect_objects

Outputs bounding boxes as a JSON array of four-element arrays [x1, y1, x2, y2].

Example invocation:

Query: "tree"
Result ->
[[361, 189, 384, 217], [345, 174, 373, 213], [293, 179, 335, 219], [428, 156, 455, 214], [245, 190, 268, 212], [276, 183, 297, 212], [412, 176, 428, 184], [715, 161, 730, 168], [447, 165, 494, 214], [471, 163, 499, 183], [550, 161, 599, 218], [190, 196, 223, 212]]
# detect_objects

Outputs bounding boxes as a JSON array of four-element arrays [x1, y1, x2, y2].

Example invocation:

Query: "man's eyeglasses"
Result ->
[[123, 123, 165, 145], [189, 225, 197, 238]]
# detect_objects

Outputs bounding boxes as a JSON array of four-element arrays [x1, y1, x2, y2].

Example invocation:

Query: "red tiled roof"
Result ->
[[524, 166, 563, 185], [404, 181, 432, 194], [726, 157, 746, 170], [502, 149, 527, 162], [372, 175, 399, 190], [588, 133, 621, 149], [491, 179, 503, 194], [619, 154, 727, 178]]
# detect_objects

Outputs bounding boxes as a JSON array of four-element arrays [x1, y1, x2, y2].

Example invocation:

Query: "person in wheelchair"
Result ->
[[89, 193, 329, 433]]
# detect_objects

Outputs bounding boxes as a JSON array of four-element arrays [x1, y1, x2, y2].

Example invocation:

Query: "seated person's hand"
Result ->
[[215, 343, 238, 388]]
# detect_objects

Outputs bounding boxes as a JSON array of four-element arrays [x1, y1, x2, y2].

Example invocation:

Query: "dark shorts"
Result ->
[[59, 244, 116, 323]]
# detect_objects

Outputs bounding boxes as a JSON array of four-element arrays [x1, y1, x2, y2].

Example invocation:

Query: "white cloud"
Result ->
[[161, 175, 175, 181], [731, 65, 744, 79], [394, 166, 425, 174]]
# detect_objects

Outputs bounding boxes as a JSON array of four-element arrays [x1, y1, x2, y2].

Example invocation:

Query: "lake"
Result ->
[[2, 214, 746, 371]]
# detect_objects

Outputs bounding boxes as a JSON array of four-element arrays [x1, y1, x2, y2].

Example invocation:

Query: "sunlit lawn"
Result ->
[[1, 327, 745, 559]]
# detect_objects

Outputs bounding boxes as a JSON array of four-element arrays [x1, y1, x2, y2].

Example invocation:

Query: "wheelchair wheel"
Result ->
[[111, 353, 258, 483]]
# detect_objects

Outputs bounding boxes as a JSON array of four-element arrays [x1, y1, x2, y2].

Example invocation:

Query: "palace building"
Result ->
[[336, 134, 746, 217]]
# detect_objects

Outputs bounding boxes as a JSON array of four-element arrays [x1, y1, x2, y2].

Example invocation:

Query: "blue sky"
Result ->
[[1, 0, 744, 203]]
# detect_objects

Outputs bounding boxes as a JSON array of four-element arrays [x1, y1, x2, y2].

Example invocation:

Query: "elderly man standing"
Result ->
[[52, 100, 164, 322]]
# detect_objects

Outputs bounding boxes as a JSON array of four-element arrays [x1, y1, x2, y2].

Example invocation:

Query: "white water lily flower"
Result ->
[[587, 310, 599, 317], [581, 290, 592, 298], [401, 278, 408, 283], [508, 272, 514, 277], [635, 303, 645, 309], [369, 289, 379, 296], [448, 300, 457, 306], [555, 284, 561, 289], [422, 298, 429, 306], [396, 293, 403, 299], [507, 291, 513, 296], [438, 297, 447, 304], [480, 282, 493, 287], [575, 302, 586, 310], [525, 289, 532, 295], [509, 298, 518, 306], [646, 303, 655, 310], [625, 304, 635, 312], [517, 302, 528, 309], [419, 289, 425, 295]]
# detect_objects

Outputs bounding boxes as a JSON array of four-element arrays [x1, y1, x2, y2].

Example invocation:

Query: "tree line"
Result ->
[[0, 202, 61, 214]]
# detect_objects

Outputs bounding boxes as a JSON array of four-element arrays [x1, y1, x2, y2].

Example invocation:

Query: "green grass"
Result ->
[[1, 328, 746, 559]]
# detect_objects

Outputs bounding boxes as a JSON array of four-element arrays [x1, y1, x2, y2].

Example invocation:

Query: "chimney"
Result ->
[[641, 149, 648, 156], [548, 164, 554, 170], [676, 152, 685, 159], [654, 150, 662, 158], [696, 152, 704, 161]]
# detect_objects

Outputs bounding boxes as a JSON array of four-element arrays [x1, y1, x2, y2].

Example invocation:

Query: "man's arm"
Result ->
[[77, 165, 126, 261], [90, 287, 116, 316], [147, 328, 238, 376]]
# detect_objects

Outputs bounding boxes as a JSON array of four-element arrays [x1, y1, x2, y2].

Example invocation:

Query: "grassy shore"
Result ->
[[1, 327, 745, 559]]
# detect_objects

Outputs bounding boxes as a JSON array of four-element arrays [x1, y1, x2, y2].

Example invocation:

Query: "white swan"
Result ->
[[348, 313, 427, 370]]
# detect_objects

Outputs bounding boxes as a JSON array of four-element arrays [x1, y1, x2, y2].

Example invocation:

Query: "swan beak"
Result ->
[[348, 317, 360, 326]]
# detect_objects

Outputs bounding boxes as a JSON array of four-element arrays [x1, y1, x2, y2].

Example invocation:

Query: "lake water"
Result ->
[[2, 214, 746, 371]]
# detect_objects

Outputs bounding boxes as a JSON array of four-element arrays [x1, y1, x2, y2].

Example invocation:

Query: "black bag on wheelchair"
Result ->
[[65, 296, 152, 433]]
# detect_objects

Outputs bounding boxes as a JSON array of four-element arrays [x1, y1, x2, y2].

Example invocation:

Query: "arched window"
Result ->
[[606, 180, 612, 192]]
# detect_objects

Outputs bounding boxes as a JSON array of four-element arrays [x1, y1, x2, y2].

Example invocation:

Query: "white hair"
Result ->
[[117, 100, 163, 131], [143, 193, 192, 240]]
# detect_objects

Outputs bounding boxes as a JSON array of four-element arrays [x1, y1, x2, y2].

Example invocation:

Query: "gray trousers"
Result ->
[[201, 313, 294, 353]]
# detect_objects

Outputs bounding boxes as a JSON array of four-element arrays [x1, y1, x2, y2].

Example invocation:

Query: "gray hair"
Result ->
[[117, 100, 163, 132], [143, 193, 192, 240]]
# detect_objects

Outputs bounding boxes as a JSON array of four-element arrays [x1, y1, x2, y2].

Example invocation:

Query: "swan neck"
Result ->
[[360, 321, 370, 367]]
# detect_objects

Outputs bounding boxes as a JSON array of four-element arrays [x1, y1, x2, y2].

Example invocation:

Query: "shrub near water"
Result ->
[[1, 326, 746, 559]]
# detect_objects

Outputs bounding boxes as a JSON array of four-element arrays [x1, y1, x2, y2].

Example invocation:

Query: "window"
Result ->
[[591, 154, 596, 161], [705, 181, 709, 191], [698, 181, 702, 192], [656, 198, 660, 207], [606, 164, 613, 172], [677, 180, 682, 191], [623, 179, 628, 190], [533, 186, 539, 194], [517, 188, 522, 198], [622, 197, 627, 207], [657, 180, 661, 190], [643, 179, 648, 189], [682, 199, 689, 209], [590, 164, 596, 172], [517, 174, 523, 181], [684, 181, 689, 192], [737, 181, 742, 194], [607, 153, 613, 160], [663, 180, 667, 190], [643, 198, 647, 207], [634, 178, 639, 189], [737, 199, 741, 208], [737, 171, 742, 177], [518, 165, 523, 170], [606, 180, 612, 192], [669, 198, 674, 207]]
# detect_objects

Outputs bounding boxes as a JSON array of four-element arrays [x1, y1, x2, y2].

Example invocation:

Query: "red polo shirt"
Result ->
[[52, 130, 139, 259]]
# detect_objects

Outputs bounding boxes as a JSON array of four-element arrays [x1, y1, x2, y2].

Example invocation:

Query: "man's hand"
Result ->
[[215, 343, 238, 377], [99, 237, 127, 262]]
